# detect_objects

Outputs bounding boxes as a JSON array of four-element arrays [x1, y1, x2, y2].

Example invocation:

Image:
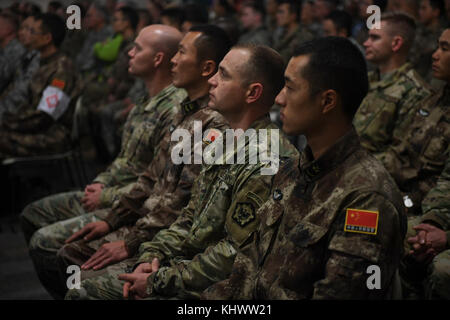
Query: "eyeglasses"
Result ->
[[22, 26, 46, 35]]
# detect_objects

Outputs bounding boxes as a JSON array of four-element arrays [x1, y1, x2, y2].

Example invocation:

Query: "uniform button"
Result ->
[[273, 189, 283, 201], [169, 125, 175, 133]]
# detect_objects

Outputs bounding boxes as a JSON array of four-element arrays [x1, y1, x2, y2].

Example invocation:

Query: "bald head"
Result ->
[[139, 24, 182, 64]]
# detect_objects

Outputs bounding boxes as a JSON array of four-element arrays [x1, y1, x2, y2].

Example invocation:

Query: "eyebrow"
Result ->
[[438, 40, 450, 47], [219, 65, 229, 77]]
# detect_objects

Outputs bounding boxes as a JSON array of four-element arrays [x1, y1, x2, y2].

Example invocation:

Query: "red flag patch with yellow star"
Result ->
[[344, 209, 379, 235]]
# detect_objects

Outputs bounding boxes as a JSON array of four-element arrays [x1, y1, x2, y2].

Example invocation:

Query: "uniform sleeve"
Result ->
[[312, 192, 404, 299], [144, 165, 272, 299]]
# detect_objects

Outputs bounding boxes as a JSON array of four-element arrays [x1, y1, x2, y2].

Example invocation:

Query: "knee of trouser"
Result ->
[[426, 251, 450, 299], [28, 227, 53, 253]]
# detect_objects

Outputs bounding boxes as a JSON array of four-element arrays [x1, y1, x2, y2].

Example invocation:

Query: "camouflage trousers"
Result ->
[[28, 209, 109, 299], [400, 216, 450, 299], [20, 191, 86, 243]]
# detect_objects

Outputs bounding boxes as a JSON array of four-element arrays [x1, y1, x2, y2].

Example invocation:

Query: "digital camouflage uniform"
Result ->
[[21, 85, 187, 243], [203, 129, 406, 300], [0, 50, 40, 122], [354, 63, 432, 154], [401, 153, 450, 299], [376, 84, 450, 216], [65, 115, 299, 300], [0, 51, 80, 159], [0, 38, 27, 94], [237, 26, 272, 47], [30, 94, 227, 299], [273, 25, 314, 64]]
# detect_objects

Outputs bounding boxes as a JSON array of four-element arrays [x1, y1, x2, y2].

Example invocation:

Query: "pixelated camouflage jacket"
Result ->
[[376, 84, 450, 216], [133, 115, 298, 299], [421, 151, 450, 245], [93, 85, 187, 208], [1, 51, 81, 154], [102, 95, 229, 238], [0, 38, 27, 93], [274, 25, 314, 64], [354, 63, 433, 154], [203, 129, 406, 300]]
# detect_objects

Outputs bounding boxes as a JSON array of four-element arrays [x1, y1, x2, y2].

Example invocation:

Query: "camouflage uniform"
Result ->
[[75, 25, 113, 73], [238, 26, 272, 47], [377, 84, 450, 216], [65, 115, 299, 300], [354, 63, 432, 155], [0, 50, 40, 122], [0, 51, 80, 159], [203, 129, 406, 300], [401, 154, 450, 299], [0, 38, 27, 94], [409, 22, 447, 89], [20, 85, 187, 242], [273, 25, 314, 64], [30, 94, 227, 299]]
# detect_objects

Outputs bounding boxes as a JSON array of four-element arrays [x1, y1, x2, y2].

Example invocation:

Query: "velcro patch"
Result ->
[[344, 209, 379, 235], [232, 202, 256, 228], [51, 78, 66, 90]]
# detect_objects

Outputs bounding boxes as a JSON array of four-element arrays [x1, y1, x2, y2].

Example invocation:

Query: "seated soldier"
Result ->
[[64, 44, 298, 300], [0, 12, 26, 94], [375, 28, 450, 216], [203, 37, 406, 300], [0, 13, 80, 159], [354, 12, 432, 156], [0, 14, 40, 122]]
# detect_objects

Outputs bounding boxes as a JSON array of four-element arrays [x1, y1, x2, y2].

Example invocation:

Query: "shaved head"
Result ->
[[140, 24, 182, 64]]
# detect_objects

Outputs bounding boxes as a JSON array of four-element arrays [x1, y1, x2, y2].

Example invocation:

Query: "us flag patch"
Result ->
[[344, 209, 379, 235]]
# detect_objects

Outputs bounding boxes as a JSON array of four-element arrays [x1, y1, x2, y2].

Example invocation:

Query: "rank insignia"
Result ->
[[344, 209, 379, 235], [232, 202, 256, 227], [51, 78, 66, 90]]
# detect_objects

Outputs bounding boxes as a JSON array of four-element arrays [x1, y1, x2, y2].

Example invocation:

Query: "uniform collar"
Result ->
[[299, 128, 361, 183], [369, 62, 412, 90], [144, 84, 179, 111]]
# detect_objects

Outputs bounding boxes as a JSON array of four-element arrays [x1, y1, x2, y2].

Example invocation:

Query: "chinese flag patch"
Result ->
[[203, 129, 221, 146], [51, 78, 66, 90], [344, 209, 379, 235]]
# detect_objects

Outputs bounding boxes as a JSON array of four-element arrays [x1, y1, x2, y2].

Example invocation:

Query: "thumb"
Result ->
[[413, 224, 434, 232]]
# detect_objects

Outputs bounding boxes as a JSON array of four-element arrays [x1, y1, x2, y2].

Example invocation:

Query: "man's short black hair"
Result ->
[[293, 37, 369, 119], [117, 6, 139, 31], [183, 3, 209, 25], [241, 0, 266, 17], [35, 13, 66, 47], [161, 6, 185, 27], [189, 24, 233, 71], [325, 10, 353, 37]]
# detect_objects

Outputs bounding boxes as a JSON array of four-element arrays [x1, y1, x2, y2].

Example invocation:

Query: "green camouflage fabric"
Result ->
[[203, 129, 406, 300], [64, 115, 298, 300], [376, 84, 450, 216], [409, 22, 447, 87], [354, 63, 432, 154], [401, 155, 450, 300], [29, 94, 228, 299], [60, 29, 88, 61], [0, 50, 40, 122], [273, 25, 314, 64], [0, 51, 81, 158], [20, 85, 186, 241], [238, 26, 272, 47], [0, 38, 27, 93]]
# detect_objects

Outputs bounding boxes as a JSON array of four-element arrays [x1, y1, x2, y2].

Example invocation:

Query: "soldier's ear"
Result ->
[[245, 83, 263, 104], [391, 36, 404, 53], [201, 60, 216, 78]]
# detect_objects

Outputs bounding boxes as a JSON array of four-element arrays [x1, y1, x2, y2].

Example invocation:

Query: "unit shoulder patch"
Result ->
[[344, 208, 379, 235]]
